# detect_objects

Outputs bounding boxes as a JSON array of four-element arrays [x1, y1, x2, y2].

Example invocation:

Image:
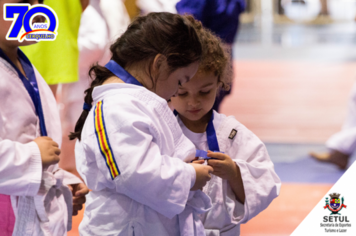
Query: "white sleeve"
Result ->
[[90, 103, 193, 219], [230, 128, 281, 224], [0, 139, 42, 196], [136, 0, 179, 14]]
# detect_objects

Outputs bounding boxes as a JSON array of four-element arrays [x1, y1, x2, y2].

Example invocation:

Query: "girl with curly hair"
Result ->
[[170, 20, 281, 236]]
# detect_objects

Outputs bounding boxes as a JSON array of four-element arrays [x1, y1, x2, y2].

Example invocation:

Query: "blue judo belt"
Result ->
[[0, 48, 47, 136]]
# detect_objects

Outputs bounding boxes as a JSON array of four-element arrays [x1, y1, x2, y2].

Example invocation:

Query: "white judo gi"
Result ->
[[76, 83, 212, 236], [178, 111, 281, 236], [326, 82, 356, 156], [0, 57, 82, 235]]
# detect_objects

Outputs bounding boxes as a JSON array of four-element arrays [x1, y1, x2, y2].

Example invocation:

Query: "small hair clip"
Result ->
[[83, 102, 92, 111]]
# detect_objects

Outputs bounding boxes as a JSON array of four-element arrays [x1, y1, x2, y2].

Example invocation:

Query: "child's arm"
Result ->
[[0, 137, 60, 196], [67, 182, 88, 215], [206, 151, 245, 204], [86, 102, 210, 219], [222, 122, 281, 224]]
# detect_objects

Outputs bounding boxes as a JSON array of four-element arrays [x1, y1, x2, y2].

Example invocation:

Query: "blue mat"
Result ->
[[274, 156, 348, 184]]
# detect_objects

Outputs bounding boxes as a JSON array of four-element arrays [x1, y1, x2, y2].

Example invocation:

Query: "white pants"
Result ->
[[326, 81, 356, 155]]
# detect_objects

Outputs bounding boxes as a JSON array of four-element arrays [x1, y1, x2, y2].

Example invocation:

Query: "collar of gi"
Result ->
[[0, 48, 47, 136], [105, 60, 143, 87]]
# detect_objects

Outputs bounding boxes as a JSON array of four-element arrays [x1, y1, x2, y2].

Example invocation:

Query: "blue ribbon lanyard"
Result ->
[[84, 60, 143, 112], [196, 111, 221, 160], [105, 60, 143, 86], [0, 48, 47, 136], [175, 110, 221, 160]]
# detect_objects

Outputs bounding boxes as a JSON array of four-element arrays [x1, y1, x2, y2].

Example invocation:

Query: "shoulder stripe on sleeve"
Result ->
[[94, 100, 120, 180]]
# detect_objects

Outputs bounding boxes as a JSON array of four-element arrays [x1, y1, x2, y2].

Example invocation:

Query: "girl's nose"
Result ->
[[188, 97, 200, 107]]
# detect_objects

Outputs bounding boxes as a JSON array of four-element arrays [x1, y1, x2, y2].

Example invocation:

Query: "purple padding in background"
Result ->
[[274, 157, 348, 184]]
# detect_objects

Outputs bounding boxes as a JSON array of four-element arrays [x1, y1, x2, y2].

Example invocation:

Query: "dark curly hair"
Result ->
[[185, 15, 232, 92]]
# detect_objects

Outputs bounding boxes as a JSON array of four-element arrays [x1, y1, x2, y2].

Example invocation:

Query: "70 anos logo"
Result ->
[[4, 4, 58, 42]]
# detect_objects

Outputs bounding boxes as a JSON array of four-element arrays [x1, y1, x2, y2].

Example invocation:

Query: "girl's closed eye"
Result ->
[[200, 90, 211, 95], [178, 91, 188, 96]]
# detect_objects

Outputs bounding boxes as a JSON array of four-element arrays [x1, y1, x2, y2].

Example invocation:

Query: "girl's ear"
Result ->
[[152, 54, 167, 71]]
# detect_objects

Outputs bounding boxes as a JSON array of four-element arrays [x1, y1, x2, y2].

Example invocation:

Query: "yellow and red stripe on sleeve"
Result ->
[[94, 100, 120, 180]]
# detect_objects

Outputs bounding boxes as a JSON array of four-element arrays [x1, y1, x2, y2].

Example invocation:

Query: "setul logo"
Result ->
[[321, 193, 351, 233], [324, 193, 347, 215], [3, 4, 58, 42]]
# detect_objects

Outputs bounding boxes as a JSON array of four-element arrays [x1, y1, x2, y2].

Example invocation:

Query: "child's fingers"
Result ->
[[41, 136, 52, 140], [54, 147, 61, 156], [67, 184, 73, 193], [207, 159, 222, 167], [72, 210, 78, 216], [73, 196, 86, 205], [75, 183, 90, 197], [73, 203, 83, 211], [212, 169, 223, 175], [192, 160, 205, 164], [205, 165, 214, 174], [51, 141, 59, 148], [207, 151, 226, 160]]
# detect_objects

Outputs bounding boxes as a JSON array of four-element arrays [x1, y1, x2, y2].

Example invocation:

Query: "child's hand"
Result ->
[[34, 137, 61, 168], [189, 163, 213, 191], [68, 183, 89, 216], [192, 158, 205, 164], [207, 151, 238, 181]]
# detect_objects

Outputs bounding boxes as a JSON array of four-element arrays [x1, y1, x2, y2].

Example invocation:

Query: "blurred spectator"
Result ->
[[310, 82, 356, 169], [278, 0, 285, 15], [310, 0, 332, 23], [21, 0, 87, 96], [319, 0, 328, 16]]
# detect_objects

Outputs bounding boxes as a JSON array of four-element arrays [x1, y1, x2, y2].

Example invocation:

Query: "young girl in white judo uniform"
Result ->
[[170, 21, 282, 236], [72, 13, 214, 236], [0, 1, 88, 235]]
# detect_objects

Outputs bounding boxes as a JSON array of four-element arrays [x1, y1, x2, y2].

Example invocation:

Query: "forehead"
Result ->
[[181, 71, 218, 89]]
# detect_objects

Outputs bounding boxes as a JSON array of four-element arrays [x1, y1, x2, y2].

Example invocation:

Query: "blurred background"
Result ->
[[39, 0, 355, 235], [222, 0, 356, 235]]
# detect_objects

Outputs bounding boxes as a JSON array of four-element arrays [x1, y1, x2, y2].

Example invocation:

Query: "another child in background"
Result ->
[[170, 20, 281, 236], [21, 0, 84, 95], [72, 13, 213, 235], [0, 0, 88, 235]]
